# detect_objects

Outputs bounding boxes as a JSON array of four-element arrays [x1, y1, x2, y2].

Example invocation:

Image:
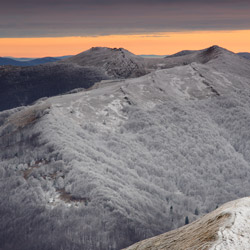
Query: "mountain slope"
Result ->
[[165, 49, 198, 58], [1, 46, 250, 250], [165, 49, 250, 61], [124, 197, 250, 250], [163, 46, 250, 71], [159, 45, 250, 71]]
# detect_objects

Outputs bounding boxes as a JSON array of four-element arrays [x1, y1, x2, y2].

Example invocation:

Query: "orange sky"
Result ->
[[1, 30, 250, 57]]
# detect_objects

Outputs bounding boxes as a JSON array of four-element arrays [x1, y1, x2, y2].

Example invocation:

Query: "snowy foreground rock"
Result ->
[[124, 197, 250, 250], [1, 46, 250, 250]]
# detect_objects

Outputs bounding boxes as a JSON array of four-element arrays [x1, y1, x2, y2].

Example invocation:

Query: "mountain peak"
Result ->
[[208, 45, 221, 50], [197, 45, 235, 63], [61, 46, 146, 78], [205, 45, 234, 54], [204, 45, 229, 54], [87, 46, 135, 56]]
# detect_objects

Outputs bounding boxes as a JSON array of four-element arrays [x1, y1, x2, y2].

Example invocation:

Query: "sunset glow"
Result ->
[[1, 30, 250, 57]]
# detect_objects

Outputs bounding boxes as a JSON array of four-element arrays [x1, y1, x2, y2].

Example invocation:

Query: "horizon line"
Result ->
[[0, 30, 250, 57]]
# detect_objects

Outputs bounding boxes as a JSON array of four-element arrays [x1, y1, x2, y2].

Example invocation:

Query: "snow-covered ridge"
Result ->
[[1, 46, 250, 250], [124, 197, 250, 250]]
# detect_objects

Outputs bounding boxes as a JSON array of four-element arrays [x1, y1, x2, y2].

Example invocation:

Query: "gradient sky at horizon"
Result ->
[[1, 0, 250, 56]]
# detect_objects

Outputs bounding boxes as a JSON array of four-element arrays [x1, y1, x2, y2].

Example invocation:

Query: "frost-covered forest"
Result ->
[[1, 46, 250, 250]]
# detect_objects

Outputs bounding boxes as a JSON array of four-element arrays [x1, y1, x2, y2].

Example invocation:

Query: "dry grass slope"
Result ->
[[123, 207, 232, 250], [7, 102, 51, 128]]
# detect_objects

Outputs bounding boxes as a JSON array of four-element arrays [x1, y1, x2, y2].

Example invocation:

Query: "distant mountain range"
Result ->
[[0, 52, 249, 67], [0, 55, 72, 66], [7, 55, 72, 61], [237, 52, 250, 60]]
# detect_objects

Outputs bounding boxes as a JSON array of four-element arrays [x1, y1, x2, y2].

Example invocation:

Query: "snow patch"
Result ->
[[211, 198, 250, 249]]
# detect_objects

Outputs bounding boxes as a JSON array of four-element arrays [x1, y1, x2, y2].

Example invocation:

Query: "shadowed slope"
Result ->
[[0, 63, 109, 111], [165, 50, 198, 58]]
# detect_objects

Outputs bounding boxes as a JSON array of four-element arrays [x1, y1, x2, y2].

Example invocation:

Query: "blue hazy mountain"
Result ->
[[0, 56, 72, 66], [140, 54, 166, 58], [0, 57, 59, 66], [237, 52, 250, 60]]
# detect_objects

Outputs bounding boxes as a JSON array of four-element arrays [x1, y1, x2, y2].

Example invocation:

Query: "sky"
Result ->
[[1, 0, 250, 56]]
